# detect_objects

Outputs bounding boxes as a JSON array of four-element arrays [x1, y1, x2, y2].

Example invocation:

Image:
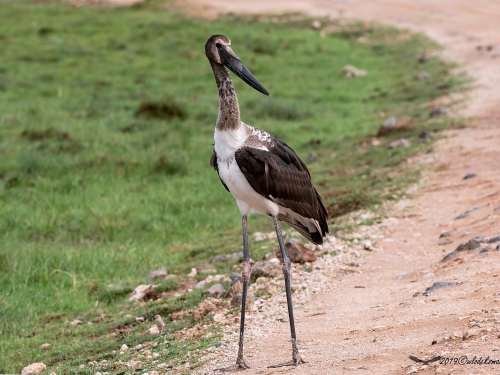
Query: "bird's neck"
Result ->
[[211, 62, 241, 131]]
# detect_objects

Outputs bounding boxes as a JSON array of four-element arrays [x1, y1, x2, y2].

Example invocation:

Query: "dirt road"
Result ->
[[189, 1, 500, 374]]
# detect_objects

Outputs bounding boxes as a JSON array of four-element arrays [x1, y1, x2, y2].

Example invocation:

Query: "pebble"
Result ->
[[128, 285, 156, 302], [145, 266, 168, 281], [253, 231, 276, 242], [383, 115, 398, 127], [230, 272, 243, 285], [429, 107, 448, 118], [419, 129, 434, 139], [210, 251, 243, 263], [463, 172, 477, 180], [21, 363, 47, 375], [145, 324, 160, 335], [275, 240, 316, 263], [187, 268, 197, 277], [306, 152, 317, 163], [40, 343, 52, 351], [252, 260, 281, 278], [437, 238, 452, 246], [423, 281, 457, 295], [488, 235, 500, 243], [231, 291, 256, 309], [196, 263, 217, 274], [388, 138, 410, 148], [202, 283, 226, 297], [195, 280, 207, 289], [343, 65, 367, 78], [120, 344, 129, 351], [439, 230, 453, 238]]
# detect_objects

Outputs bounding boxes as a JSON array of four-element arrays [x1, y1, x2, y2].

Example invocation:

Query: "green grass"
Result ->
[[0, 1, 467, 371]]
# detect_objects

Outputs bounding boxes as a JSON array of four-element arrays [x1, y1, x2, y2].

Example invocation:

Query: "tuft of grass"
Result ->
[[135, 100, 187, 120], [0, 1, 468, 372]]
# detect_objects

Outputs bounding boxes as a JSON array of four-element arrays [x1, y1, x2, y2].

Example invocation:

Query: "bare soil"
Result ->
[[187, 1, 500, 374]]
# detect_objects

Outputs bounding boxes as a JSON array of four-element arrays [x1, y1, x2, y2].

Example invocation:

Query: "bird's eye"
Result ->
[[215, 43, 222, 48]]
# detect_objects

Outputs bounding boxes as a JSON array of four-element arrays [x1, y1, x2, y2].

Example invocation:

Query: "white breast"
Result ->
[[214, 124, 279, 216]]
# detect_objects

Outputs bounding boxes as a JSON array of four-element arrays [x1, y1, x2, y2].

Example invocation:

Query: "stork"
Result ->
[[205, 34, 329, 371]]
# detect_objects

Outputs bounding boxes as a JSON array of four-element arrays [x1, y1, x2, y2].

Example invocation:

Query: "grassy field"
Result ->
[[0, 0, 466, 372]]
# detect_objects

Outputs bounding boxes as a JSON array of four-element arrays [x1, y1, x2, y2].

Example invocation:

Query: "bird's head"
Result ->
[[205, 34, 270, 96]]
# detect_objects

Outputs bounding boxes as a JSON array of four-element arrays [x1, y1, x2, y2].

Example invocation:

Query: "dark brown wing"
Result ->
[[235, 137, 329, 244], [210, 150, 229, 192]]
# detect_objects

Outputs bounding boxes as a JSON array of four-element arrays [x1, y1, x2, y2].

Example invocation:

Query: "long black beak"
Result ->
[[218, 46, 270, 97]]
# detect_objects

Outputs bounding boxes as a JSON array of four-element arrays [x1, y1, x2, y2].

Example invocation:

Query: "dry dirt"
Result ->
[[185, 1, 500, 374]]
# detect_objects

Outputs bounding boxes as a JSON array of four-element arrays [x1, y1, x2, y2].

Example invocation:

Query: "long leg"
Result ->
[[216, 215, 251, 372], [268, 215, 306, 368]]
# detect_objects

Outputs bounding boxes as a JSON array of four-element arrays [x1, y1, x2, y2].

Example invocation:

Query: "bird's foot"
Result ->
[[267, 341, 306, 368], [215, 358, 250, 372], [267, 355, 306, 368]]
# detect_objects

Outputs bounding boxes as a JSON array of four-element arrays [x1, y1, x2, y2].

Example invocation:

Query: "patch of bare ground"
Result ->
[[186, 1, 500, 374]]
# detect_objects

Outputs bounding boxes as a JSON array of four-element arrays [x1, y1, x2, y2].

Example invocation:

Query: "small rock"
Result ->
[[70, 318, 82, 326], [202, 283, 226, 297], [195, 280, 207, 289], [423, 281, 457, 295], [40, 343, 52, 351], [230, 272, 243, 285], [439, 230, 453, 238], [155, 315, 165, 331], [196, 263, 217, 274], [135, 316, 145, 322], [213, 313, 227, 324], [210, 251, 243, 263], [396, 269, 425, 280], [275, 240, 317, 263], [306, 152, 317, 163], [362, 240, 374, 251], [463, 172, 477, 180], [419, 129, 434, 139], [488, 235, 500, 243], [463, 328, 480, 340], [406, 365, 418, 374], [252, 260, 281, 278], [22, 363, 47, 375], [384, 115, 398, 127], [414, 71, 430, 80], [187, 268, 197, 277], [253, 231, 277, 242], [429, 107, 448, 118], [135, 344, 144, 351], [387, 138, 410, 148], [145, 266, 167, 281], [311, 20, 321, 29], [231, 291, 256, 309], [120, 344, 129, 351], [224, 281, 243, 298], [454, 206, 482, 220], [145, 324, 160, 335], [343, 65, 367, 78], [437, 238, 452, 246], [128, 285, 159, 302]]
